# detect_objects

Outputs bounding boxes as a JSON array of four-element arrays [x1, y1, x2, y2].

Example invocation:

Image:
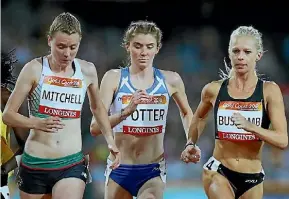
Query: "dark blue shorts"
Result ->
[[105, 159, 166, 196]]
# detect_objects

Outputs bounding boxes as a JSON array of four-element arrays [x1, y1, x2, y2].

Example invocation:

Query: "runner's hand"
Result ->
[[181, 144, 201, 164], [108, 144, 121, 170], [122, 89, 151, 117], [34, 116, 65, 132]]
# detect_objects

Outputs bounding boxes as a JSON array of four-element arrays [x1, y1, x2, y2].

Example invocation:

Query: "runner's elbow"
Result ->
[[279, 137, 288, 150], [90, 122, 102, 136], [2, 109, 14, 126]]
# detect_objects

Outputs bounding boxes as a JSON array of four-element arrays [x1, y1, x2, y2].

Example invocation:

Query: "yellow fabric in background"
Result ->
[[1, 110, 15, 177]]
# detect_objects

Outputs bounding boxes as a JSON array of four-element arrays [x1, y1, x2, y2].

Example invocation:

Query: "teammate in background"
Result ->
[[1, 49, 30, 199], [3, 12, 120, 199], [181, 26, 288, 199]]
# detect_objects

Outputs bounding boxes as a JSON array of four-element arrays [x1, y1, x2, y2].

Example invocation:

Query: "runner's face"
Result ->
[[127, 33, 159, 69], [48, 31, 81, 68], [229, 35, 261, 75]]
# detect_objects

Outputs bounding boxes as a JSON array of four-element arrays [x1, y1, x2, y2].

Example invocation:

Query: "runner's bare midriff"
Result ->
[[24, 116, 82, 158], [213, 139, 263, 173], [108, 133, 164, 164]]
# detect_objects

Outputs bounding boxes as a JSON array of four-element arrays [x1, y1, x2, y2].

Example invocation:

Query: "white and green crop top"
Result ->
[[28, 57, 87, 119]]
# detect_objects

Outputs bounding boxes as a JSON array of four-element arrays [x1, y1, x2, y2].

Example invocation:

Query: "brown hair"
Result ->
[[122, 20, 162, 48], [121, 20, 162, 66]]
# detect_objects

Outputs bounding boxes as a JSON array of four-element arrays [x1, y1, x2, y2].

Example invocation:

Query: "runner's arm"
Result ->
[[90, 70, 129, 136], [170, 72, 194, 139], [250, 82, 288, 149], [3, 61, 39, 129], [86, 65, 116, 147], [187, 82, 219, 145]]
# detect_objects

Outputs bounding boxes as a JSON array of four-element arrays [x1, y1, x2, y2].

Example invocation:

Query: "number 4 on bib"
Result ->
[[206, 160, 215, 170]]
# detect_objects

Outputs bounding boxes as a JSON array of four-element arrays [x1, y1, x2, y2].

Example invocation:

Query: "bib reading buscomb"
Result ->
[[214, 79, 270, 142], [28, 57, 87, 119], [110, 67, 170, 136], [217, 101, 263, 141]]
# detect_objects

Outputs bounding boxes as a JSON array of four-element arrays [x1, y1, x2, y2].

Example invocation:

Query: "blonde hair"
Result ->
[[220, 26, 264, 79], [48, 12, 82, 38]]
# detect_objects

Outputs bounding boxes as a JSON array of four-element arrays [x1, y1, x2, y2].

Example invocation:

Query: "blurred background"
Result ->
[[2, 0, 289, 198]]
